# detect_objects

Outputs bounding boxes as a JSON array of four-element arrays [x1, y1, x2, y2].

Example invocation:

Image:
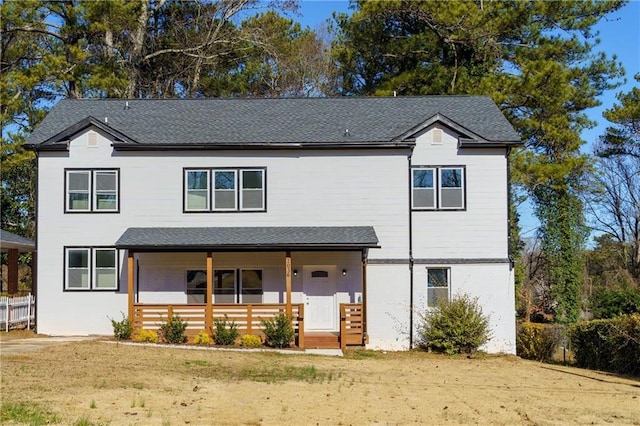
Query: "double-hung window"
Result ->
[[412, 166, 465, 210], [427, 268, 450, 307], [214, 269, 237, 303], [65, 247, 118, 290], [240, 170, 265, 210], [184, 168, 266, 212], [412, 168, 435, 209], [440, 167, 464, 209], [66, 169, 119, 212], [240, 269, 263, 303], [185, 170, 210, 211], [214, 171, 237, 210]]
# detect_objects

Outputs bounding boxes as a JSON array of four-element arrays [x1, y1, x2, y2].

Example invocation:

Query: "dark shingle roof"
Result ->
[[26, 97, 520, 148], [115, 226, 379, 250], [1, 229, 35, 252]]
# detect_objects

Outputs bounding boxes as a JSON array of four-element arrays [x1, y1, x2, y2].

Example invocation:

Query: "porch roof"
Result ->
[[1, 229, 35, 252], [115, 226, 379, 251]]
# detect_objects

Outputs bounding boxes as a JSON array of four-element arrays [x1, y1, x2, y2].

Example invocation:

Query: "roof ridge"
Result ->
[[60, 95, 492, 102]]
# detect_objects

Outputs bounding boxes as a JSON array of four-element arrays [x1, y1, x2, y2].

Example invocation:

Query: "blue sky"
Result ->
[[295, 0, 640, 238]]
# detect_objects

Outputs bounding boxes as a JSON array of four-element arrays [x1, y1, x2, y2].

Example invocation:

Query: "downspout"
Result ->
[[136, 259, 140, 302], [408, 152, 414, 349], [361, 249, 368, 344]]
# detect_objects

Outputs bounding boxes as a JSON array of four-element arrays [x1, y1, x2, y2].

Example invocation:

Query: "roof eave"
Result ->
[[116, 243, 381, 251], [28, 116, 139, 151], [24, 143, 68, 152], [458, 138, 522, 148], [111, 142, 415, 151]]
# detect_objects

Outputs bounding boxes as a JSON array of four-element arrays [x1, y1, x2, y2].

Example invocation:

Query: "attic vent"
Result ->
[[432, 128, 443, 145], [87, 132, 98, 147]]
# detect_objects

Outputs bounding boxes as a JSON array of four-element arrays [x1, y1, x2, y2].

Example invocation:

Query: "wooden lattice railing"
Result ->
[[340, 303, 364, 350], [132, 303, 304, 347]]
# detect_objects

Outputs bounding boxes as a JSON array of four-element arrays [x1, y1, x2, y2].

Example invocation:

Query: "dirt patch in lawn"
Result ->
[[1, 341, 638, 425]]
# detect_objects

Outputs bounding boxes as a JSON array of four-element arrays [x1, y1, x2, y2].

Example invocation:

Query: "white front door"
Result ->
[[303, 266, 337, 331]]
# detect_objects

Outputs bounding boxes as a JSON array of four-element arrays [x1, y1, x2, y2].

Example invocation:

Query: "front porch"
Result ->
[[117, 226, 379, 350], [132, 302, 364, 349]]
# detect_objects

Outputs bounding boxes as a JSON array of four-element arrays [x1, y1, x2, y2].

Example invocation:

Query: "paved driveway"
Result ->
[[0, 336, 97, 355]]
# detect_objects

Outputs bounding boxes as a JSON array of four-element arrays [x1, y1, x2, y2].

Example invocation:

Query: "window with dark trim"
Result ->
[[184, 269, 263, 303], [412, 166, 465, 210], [64, 247, 119, 291], [65, 169, 119, 213], [427, 268, 450, 307], [184, 168, 265, 212]]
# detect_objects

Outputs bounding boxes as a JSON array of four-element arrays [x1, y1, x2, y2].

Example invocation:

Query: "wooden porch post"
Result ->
[[285, 251, 292, 316], [7, 248, 19, 295], [127, 251, 134, 325], [206, 252, 213, 333], [362, 250, 368, 345]]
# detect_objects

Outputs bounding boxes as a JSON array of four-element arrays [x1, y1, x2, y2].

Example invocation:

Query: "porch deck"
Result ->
[[132, 302, 364, 350]]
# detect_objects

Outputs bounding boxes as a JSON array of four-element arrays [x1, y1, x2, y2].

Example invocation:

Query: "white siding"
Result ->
[[36, 127, 393, 336], [411, 125, 509, 259], [365, 264, 411, 350], [35, 123, 516, 353], [412, 262, 516, 354]]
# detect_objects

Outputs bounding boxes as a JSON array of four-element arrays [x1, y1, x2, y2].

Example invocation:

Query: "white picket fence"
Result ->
[[0, 294, 35, 331]]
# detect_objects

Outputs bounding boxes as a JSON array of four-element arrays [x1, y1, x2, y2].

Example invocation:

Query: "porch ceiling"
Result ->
[[115, 226, 379, 251]]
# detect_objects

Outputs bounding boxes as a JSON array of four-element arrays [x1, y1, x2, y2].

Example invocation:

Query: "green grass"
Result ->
[[184, 359, 211, 367], [239, 364, 330, 383], [73, 415, 110, 426], [73, 415, 93, 426], [343, 349, 384, 360], [0, 401, 61, 425]]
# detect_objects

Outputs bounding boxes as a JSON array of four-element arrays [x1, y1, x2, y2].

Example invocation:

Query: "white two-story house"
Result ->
[[25, 97, 520, 353]]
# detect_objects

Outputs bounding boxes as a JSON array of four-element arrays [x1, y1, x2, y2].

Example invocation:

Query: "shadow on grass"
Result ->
[[537, 365, 640, 387]]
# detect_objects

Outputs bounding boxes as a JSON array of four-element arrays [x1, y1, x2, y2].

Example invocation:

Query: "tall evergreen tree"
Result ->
[[333, 0, 626, 323]]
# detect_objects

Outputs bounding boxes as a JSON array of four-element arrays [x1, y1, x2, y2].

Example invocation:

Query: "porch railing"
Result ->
[[340, 303, 364, 350], [132, 302, 364, 351], [132, 303, 304, 347]]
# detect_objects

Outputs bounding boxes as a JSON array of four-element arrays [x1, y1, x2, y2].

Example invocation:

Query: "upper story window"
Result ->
[[184, 168, 265, 212], [186, 170, 210, 211], [412, 166, 465, 210], [65, 169, 119, 213]]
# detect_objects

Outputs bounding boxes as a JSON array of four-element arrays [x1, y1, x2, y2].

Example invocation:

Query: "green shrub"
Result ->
[[194, 330, 211, 345], [213, 315, 239, 345], [591, 288, 640, 319], [417, 293, 491, 355], [159, 315, 188, 344], [570, 313, 640, 377], [261, 313, 294, 348], [135, 329, 159, 343], [109, 312, 133, 341], [516, 322, 563, 361], [241, 334, 262, 348]]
